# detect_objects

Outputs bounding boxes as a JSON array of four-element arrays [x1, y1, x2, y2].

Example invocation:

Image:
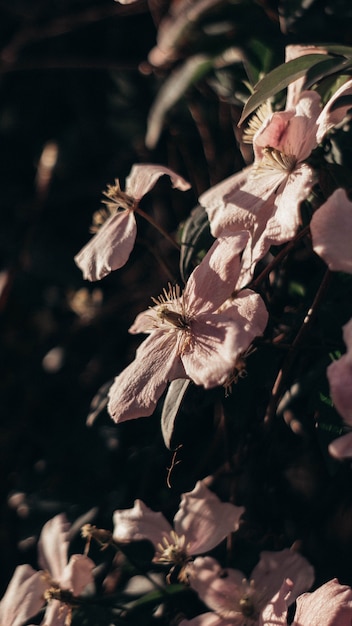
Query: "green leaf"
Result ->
[[238, 54, 336, 125], [126, 584, 188, 613]]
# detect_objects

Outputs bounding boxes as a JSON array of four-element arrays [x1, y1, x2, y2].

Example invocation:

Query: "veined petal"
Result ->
[[187, 556, 246, 621], [38, 514, 70, 582], [199, 167, 257, 238], [253, 110, 294, 158], [113, 499, 172, 546], [281, 91, 321, 161], [270, 162, 315, 243], [185, 232, 249, 315], [74, 211, 137, 281], [107, 331, 184, 423], [316, 78, 352, 144], [181, 317, 243, 388], [292, 579, 352, 626], [60, 554, 95, 595], [182, 290, 267, 389], [0, 564, 48, 626], [125, 163, 191, 199], [311, 188, 352, 274], [174, 481, 244, 555], [252, 548, 314, 609], [260, 579, 293, 626]]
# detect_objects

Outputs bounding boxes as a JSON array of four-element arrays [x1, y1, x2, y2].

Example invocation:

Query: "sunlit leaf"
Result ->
[[161, 379, 191, 449], [239, 54, 337, 124]]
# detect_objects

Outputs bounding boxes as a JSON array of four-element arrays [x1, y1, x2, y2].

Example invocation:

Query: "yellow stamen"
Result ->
[[242, 101, 273, 144], [90, 179, 136, 233]]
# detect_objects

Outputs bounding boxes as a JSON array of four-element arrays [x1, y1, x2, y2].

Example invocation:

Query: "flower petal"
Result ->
[[252, 548, 314, 608], [311, 188, 352, 274], [199, 167, 258, 238], [38, 514, 70, 582], [107, 331, 185, 423], [41, 599, 68, 626], [113, 499, 172, 546], [125, 163, 191, 199], [74, 211, 137, 281], [184, 232, 249, 315], [0, 564, 48, 626], [292, 578, 352, 626], [316, 78, 352, 144], [174, 481, 244, 555], [260, 578, 293, 626], [187, 556, 245, 619], [60, 554, 95, 595]]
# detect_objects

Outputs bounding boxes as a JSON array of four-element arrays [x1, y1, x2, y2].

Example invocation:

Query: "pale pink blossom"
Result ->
[[107, 232, 268, 423], [38, 514, 95, 626], [327, 319, 352, 459], [74, 164, 191, 281], [113, 480, 244, 566], [200, 80, 352, 285], [311, 188, 352, 274], [181, 549, 314, 626], [0, 564, 49, 626], [262, 578, 352, 626]]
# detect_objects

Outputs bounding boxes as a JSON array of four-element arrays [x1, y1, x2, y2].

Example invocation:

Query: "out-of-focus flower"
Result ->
[[107, 232, 268, 423], [38, 514, 95, 626], [113, 480, 244, 573], [0, 564, 49, 626], [327, 319, 352, 459], [74, 164, 190, 281], [200, 80, 352, 286], [311, 188, 352, 274], [261, 578, 352, 626], [181, 549, 314, 626]]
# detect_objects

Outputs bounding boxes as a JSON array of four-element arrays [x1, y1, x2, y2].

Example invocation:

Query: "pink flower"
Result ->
[[38, 514, 95, 626], [113, 480, 244, 567], [311, 188, 352, 274], [74, 164, 191, 281], [181, 549, 314, 626], [200, 80, 352, 285], [327, 319, 352, 459], [107, 232, 268, 423], [262, 578, 352, 626], [0, 564, 49, 626]]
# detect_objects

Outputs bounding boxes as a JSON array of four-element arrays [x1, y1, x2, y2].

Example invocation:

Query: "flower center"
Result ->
[[242, 101, 273, 144], [155, 530, 191, 566], [217, 578, 259, 625], [253, 146, 297, 178], [90, 179, 136, 233], [151, 284, 191, 331]]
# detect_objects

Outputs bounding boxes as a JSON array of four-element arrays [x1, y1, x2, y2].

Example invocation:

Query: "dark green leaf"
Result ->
[[239, 54, 336, 124]]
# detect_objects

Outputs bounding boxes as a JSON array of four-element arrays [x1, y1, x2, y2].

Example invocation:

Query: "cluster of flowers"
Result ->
[[2, 481, 352, 625], [74, 46, 352, 456], [5, 38, 352, 625]]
